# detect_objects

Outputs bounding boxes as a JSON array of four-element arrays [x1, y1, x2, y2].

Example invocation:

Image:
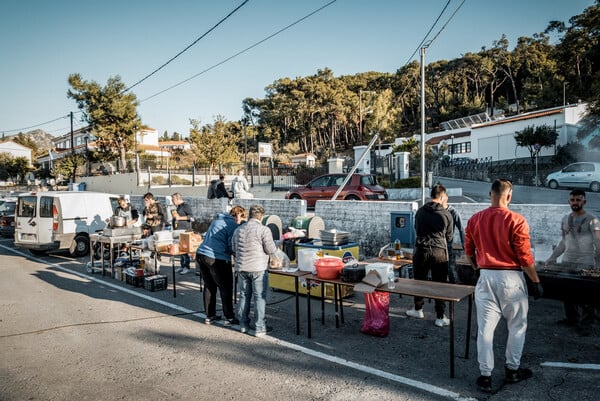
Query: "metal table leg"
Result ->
[[171, 256, 177, 298], [294, 276, 300, 335], [449, 301, 455, 378], [307, 280, 312, 339], [465, 294, 473, 359]]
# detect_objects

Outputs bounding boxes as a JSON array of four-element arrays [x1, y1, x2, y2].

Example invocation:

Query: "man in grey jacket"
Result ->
[[232, 204, 278, 336]]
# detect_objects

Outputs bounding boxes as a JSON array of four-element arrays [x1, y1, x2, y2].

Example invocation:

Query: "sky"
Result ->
[[1, 0, 596, 140]]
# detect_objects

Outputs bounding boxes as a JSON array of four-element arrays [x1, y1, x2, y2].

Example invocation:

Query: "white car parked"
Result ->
[[545, 162, 600, 192]]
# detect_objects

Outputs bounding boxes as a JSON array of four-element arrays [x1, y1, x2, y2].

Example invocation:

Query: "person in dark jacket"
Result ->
[[406, 184, 454, 327], [171, 193, 194, 274], [215, 175, 233, 199], [196, 206, 247, 325]]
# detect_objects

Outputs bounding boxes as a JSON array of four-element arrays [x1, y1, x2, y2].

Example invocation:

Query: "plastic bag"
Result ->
[[361, 291, 390, 337], [269, 249, 291, 270]]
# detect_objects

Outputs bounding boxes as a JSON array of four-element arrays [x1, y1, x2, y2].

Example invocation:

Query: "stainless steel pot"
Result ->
[[110, 215, 127, 227]]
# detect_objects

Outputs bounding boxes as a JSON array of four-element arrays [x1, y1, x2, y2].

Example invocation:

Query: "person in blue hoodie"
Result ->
[[196, 206, 247, 325]]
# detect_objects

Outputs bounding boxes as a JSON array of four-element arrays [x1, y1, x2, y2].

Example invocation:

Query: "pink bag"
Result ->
[[361, 291, 390, 337]]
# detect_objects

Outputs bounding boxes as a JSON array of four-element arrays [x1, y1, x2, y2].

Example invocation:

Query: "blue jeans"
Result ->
[[238, 270, 268, 333], [180, 254, 190, 269]]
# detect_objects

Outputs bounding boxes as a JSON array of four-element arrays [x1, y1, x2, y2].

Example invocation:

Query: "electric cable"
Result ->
[[402, 0, 452, 67], [140, 0, 337, 103], [390, 0, 466, 114], [124, 0, 250, 93], [1, 114, 71, 134]]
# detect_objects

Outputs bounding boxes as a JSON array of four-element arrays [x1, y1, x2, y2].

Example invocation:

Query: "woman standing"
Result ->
[[196, 206, 247, 325]]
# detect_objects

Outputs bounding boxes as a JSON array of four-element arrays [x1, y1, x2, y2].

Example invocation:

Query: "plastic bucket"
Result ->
[[297, 248, 319, 272]]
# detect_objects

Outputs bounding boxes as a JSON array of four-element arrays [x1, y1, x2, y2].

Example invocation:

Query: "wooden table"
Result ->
[[376, 278, 475, 378], [268, 269, 311, 335]]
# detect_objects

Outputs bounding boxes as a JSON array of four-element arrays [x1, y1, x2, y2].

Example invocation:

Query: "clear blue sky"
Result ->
[[1, 0, 595, 139]]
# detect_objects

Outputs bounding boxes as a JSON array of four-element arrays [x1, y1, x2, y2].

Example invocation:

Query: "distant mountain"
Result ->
[[1, 129, 54, 157]]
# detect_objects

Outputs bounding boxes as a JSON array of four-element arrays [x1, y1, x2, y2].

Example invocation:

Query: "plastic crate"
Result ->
[[144, 275, 168, 292], [125, 272, 145, 287]]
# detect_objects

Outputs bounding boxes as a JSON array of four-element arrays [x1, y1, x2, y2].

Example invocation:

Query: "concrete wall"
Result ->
[[80, 173, 567, 259], [315, 200, 569, 259]]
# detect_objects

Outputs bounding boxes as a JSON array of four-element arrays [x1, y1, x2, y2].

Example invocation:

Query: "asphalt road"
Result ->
[[1, 235, 599, 401]]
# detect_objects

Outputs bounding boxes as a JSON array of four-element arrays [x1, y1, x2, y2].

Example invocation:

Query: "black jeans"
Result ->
[[412, 247, 449, 319], [197, 254, 235, 319]]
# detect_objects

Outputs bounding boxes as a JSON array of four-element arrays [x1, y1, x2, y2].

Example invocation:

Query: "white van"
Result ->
[[14, 191, 119, 257]]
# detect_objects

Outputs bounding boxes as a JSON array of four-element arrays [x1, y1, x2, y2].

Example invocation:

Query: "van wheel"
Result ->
[[71, 234, 90, 257], [30, 250, 47, 256]]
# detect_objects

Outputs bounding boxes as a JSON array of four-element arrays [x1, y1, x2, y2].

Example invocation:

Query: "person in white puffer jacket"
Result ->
[[232, 205, 278, 336]]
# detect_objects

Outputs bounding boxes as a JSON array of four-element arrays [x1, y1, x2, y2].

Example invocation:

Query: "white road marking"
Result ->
[[1, 244, 480, 400]]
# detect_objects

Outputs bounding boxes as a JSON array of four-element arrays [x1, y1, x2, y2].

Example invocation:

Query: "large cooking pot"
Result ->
[[341, 264, 365, 282], [110, 215, 127, 227]]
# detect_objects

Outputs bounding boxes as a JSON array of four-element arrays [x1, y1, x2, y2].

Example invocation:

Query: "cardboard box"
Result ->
[[179, 232, 202, 253]]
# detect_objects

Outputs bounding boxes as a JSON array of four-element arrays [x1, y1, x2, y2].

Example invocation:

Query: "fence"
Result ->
[[437, 155, 562, 186]]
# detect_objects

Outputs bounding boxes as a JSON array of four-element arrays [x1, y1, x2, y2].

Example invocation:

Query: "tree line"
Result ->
[[18, 1, 599, 181]]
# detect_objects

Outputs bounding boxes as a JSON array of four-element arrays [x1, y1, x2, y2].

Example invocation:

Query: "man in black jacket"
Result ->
[[406, 184, 454, 327], [171, 193, 194, 274]]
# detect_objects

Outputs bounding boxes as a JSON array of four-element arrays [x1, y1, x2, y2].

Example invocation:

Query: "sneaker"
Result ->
[[254, 325, 273, 337], [476, 375, 492, 393], [204, 315, 221, 325], [195, 270, 201, 276], [406, 308, 425, 319], [240, 326, 249, 334], [434, 316, 450, 327], [504, 367, 533, 384], [223, 318, 240, 327], [174, 266, 183, 273], [180, 268, 190, 275]]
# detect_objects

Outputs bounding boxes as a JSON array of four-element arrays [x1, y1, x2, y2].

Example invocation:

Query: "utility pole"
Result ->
[[70, 111, 76, 183], [420, 45, 428, 206]]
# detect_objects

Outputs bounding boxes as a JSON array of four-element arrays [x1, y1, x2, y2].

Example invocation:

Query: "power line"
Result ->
[[403, 0, 452, 67], [1, 114, 71, 134], [140, 0, 337, 103], [391, 0, 466, 110], [124, 0, 250, 93], [427, 0, 466, 46], [1, 1, 251, 134]]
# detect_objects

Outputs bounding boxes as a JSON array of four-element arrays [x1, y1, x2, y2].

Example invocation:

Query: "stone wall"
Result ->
[[315, 200, 569, 259], [83, 173, 568, 260]]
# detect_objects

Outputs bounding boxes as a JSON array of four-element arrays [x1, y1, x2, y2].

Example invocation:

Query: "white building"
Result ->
[[0, 140, 33, 165], [425, 103, 590, 162]]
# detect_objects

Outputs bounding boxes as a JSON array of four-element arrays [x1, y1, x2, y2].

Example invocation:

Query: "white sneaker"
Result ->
[[180, 268, 190, 275], [406, 308, 425, 319], [174, 266, 183, 273], [434, 316, 450, 327]]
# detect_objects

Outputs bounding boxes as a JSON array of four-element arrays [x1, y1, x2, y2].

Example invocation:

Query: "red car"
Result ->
[[285, 173, 388, 207]]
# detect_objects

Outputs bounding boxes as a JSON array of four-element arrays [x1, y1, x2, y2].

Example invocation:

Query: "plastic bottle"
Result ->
[[387, 268, 396, 289]]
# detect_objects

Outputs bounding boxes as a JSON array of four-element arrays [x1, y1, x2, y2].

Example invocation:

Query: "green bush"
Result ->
[[392, 176, 421, 188]]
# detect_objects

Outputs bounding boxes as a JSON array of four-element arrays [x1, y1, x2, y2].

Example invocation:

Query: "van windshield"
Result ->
[[18, 196, 37, 218]]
